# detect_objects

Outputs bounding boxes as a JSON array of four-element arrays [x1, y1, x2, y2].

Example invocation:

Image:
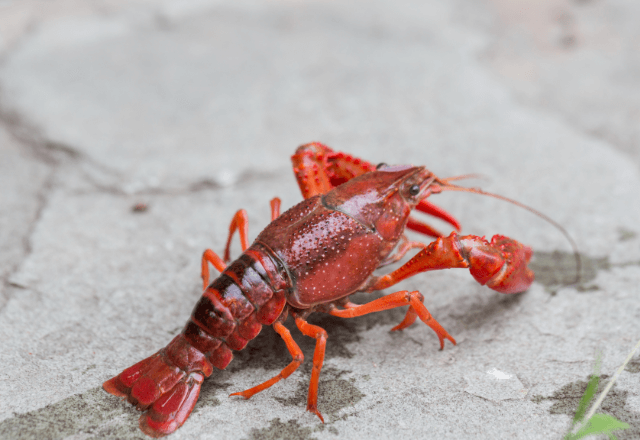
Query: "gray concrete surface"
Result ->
[[1, 1, 639, 439]]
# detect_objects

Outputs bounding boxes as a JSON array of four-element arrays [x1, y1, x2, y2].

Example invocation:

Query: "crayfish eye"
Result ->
[[408, 184, 420, 196], [376, 162, 388, 170]]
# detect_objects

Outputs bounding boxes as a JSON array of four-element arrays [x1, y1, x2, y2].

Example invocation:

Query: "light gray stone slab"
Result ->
[[479, 0, 640, 169], [0, 124, 51, 307], [0, 1, 638, 439]]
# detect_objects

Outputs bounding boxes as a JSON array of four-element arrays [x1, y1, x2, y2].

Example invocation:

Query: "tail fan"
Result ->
[[103, 335, 212, 437]]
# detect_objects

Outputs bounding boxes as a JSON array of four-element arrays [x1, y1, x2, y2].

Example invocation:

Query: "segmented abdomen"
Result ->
[[180, 244, 290, 374]]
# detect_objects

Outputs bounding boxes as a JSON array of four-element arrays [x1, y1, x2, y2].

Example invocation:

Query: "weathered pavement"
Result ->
[[1, 1, 639, 439]]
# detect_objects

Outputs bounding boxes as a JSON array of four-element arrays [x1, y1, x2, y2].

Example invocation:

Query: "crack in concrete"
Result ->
[[0, 102, 81, 165], [0, 108, 59, 310], [69, 170, 288, 200], [0, 92, 134, 189], [0, 94, 291, 315], [3, 104, 288, 197], [70, 163, 289, 198], [0, 167, 55, 311], [3, 168, 55, 294], [0, 88, 293, 313], [0, 93, 109, 310]]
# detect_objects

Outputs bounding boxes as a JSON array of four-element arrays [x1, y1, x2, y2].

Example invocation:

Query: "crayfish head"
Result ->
[[323, 165, 439, 241]]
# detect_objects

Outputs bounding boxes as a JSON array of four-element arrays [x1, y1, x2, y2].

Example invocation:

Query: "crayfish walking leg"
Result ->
[[229, 314, 329, 423], [201, 198, 281, 290], [294, 316, 328, 422], [230, 321, 303, 399], [329, 291, 456, 349], [222, 198, 282, 263]]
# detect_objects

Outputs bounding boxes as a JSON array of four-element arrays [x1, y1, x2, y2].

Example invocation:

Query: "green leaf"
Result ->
[[569, 413, 629, 440], [573, 374, 599, 425]]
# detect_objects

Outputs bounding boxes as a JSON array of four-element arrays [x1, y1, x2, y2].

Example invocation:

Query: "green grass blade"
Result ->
[[566, 339, 640, 439], [572, 373, 599, 426], [583, 338, 640, 423], [571, 352, 601, 428]]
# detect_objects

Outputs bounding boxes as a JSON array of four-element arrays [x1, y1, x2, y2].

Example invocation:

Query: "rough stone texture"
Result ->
[[482, 0, 640, 167], [0, 0, 638, 439], [0, 125, 50, 307]]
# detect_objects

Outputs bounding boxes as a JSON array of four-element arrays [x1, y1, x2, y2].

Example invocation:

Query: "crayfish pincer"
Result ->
[[103, 143, 537, 437]]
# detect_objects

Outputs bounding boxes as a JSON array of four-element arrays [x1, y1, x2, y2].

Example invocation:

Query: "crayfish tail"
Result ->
[[103, 334, 213, 437], [138, 372, 204, 438]]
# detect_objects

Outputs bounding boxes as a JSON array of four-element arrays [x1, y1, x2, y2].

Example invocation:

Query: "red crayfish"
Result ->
[[103, 143, 537, 437]]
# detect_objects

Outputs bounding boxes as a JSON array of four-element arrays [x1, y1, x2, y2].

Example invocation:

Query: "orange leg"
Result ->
[[223, 199, 281, 262], [223, 209, 250, 262], [201, 249, 226, 290], [340, 301, 360, 309], [204, 199, 280, 289], [415, 199, 462, 232], [329, 290, 456, 350], [333, 298, 420, 333], [336, 287, 424, 334], [406, 217, 445, 239], [294, 316, 328, 423], [229, 321, 303, 399], [270, 197, 281, 221], [367, 232, 534, 295]]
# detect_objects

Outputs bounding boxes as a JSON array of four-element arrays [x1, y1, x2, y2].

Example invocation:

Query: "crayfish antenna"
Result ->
[[431, 181, 582, 287], [440, 173, 487, 184]]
